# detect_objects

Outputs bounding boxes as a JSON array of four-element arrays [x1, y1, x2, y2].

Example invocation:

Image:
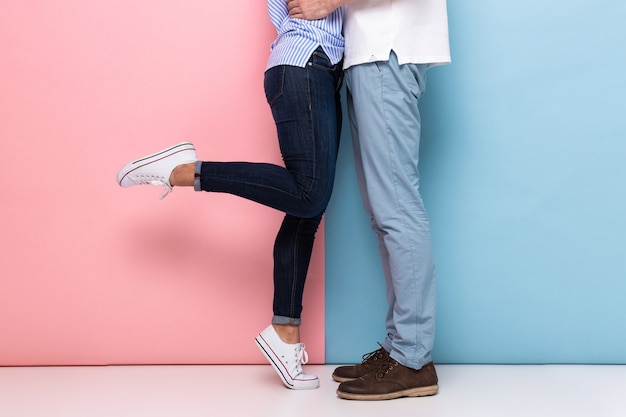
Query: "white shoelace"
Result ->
[[158, 184, 173, 200], [294, 344, 309, 375], [132, 175, 172, 199]]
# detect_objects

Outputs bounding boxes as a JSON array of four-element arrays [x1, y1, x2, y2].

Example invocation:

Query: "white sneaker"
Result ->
[[116, 142, 197, 199], [255, 325, 320, 390]]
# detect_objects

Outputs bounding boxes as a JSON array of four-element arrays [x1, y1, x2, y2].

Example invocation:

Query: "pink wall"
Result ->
[[0, 1, 325, 365]]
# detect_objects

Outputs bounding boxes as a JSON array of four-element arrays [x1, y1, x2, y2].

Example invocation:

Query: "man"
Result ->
[[289, 0, 451, 401]]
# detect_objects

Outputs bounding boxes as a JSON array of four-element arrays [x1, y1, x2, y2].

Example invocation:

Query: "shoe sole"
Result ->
[[117, 142, 195, 186], [332, 373, 356, 383], [336, 384, 439, 401], [254, 335, 320, 390]]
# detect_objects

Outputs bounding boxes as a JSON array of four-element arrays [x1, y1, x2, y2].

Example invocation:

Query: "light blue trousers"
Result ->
[[345, 52, 436, 370]]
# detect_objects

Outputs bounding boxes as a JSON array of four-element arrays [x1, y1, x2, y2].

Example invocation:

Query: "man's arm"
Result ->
[[287, 0, 357, 20]]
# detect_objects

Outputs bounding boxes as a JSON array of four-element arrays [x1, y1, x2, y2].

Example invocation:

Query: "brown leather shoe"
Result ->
[[336, 359, 439, 400], [332, 346, 390, 382]]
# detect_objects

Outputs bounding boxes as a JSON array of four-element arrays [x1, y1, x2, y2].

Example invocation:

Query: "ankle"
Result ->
[[169, 163, 195, 186], [272, 323, 300, 344]]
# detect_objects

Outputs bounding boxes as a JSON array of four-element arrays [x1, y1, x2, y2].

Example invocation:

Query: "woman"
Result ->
[[116, 1, 344, 390]]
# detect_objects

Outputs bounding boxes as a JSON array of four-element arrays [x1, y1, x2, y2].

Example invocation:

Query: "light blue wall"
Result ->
[[325, 0, 626, 364]]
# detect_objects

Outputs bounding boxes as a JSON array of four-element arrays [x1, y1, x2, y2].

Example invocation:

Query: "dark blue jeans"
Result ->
[[196, 48, 343, 324]]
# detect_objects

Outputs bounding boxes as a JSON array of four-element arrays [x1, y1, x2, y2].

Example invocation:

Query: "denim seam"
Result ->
[[289, 217, 305, 318]]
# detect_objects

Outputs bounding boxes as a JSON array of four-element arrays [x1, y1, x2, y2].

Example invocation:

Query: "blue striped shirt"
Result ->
[[266, 0, 344, 70]]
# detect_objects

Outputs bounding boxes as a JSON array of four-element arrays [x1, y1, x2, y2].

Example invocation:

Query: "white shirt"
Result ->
[[343, 0, 451, 69]]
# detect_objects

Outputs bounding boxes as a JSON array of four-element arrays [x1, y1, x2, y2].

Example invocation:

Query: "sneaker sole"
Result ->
[[254, 335, 320, 390], [336, 384, 439, 401], [117, 142, 196, 186]]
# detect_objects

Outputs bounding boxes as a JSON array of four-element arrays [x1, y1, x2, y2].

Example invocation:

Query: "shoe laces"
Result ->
[[375, 356, 399, 379], [361, 343, 386, 366], [131, 174, 172, 199], [294, 343, 309, 374]]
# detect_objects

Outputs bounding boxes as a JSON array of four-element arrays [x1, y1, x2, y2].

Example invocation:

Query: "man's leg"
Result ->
[[346, 54, 436, 371], [335, 53, 438, 400]]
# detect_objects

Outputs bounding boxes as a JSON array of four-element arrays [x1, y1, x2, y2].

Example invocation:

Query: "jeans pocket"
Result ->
[[308, 47, 333, 70], [264, 66, 285, 105]]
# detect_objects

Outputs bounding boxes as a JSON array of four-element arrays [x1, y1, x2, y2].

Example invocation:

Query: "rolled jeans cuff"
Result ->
[[193, 161, 202, 191], [272, 315, 301, 326]]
